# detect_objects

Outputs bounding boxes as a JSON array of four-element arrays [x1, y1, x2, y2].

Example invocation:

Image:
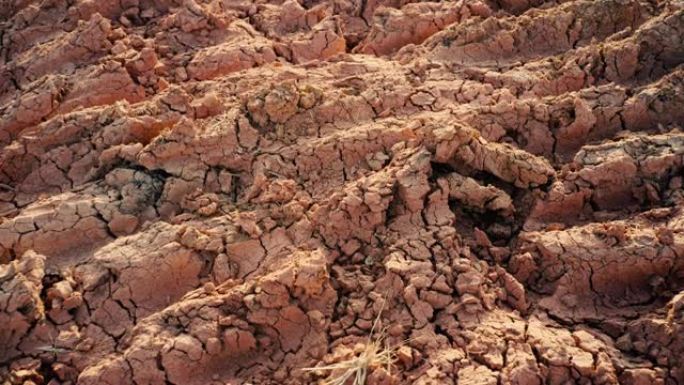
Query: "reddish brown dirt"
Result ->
[[1, 0, 683, 384]]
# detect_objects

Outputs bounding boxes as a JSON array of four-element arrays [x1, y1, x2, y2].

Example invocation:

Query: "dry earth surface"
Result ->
[[1, 0, 684, 384]]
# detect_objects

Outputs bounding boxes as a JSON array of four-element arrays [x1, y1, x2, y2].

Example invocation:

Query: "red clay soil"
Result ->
[[1, 0, 683, 384]]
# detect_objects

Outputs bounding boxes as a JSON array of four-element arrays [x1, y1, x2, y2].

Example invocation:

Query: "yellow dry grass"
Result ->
[[301, 297, 396, 385]]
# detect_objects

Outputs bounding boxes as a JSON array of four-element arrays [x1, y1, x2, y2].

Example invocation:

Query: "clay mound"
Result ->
[[1, 0, 683, 384]]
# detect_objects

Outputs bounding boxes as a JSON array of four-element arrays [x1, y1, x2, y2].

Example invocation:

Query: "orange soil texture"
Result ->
[[1, 0, 684, 384]]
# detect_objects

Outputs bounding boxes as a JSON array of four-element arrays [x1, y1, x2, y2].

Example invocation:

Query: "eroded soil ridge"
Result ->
[[1, 0, 683, 384]]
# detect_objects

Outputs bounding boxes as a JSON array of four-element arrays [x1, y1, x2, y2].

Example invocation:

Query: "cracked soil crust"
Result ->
[[1, 0, 684, 384]]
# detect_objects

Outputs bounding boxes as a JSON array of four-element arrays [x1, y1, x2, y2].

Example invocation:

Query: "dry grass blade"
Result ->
[[301, 295, 396, 385]]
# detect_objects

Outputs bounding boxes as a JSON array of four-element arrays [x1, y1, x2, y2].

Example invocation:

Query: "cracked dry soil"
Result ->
[[1, 0, 684, 384]]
